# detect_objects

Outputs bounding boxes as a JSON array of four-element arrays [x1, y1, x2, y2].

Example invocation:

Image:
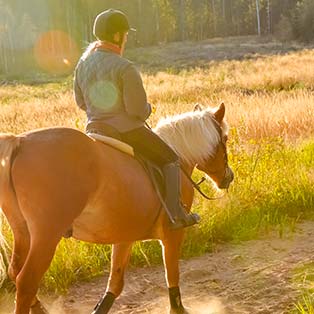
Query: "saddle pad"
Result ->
[[87, 132, 134, 156]]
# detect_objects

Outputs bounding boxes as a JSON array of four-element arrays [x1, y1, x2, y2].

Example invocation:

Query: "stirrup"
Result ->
[[169, 213, 200, 230]]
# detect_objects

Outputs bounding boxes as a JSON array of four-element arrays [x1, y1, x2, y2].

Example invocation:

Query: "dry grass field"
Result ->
[[0, 36, 313, 312], [1, 37, 313, 140]]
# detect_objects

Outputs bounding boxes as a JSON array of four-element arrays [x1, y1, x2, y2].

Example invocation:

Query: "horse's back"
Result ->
[[11, 127, 162, 242]]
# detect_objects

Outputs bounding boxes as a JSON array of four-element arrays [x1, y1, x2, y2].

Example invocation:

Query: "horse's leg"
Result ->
[[92, 242, 133, 314], [162, 231, 188, 314], [8, 222, 30, 282], [1, 185, 48, 314], [14, 234, 61, 314], [9, 224, 48, 314], [1, 203, 30, 283]]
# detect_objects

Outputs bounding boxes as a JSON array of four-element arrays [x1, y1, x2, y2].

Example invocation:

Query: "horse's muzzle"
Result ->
[[219, 167, 234, 189]]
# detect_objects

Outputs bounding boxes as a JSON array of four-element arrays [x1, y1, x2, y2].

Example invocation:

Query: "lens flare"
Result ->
[[88, 80, 118, 111], [34, 30, 79, 75], [63, 58, 70, 66]]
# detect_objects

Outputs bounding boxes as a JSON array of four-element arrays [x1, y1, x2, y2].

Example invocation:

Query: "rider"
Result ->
[[74, 9, 199, 229]]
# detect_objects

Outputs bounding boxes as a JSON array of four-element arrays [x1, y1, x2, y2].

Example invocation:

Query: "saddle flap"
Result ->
[[87, 132, 134, 156]]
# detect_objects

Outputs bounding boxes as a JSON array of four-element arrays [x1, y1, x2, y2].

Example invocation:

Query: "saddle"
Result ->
[[87, 130, 164, 196], [88, 132, 134, 156], [87, 124, 166, 213], [86, 125, 164, 188], [63, 125, 164, 238], [62, 123, 165, 239]]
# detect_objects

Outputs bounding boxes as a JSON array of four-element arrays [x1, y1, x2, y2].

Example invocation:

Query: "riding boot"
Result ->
[[162, 161, 200, 229]]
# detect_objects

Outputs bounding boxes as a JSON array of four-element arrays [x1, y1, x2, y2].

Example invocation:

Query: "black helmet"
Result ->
[[93, 9, 133, 40]]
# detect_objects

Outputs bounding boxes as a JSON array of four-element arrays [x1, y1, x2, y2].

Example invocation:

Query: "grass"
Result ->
[[0, 37, 313, 296], [295, 297, 314, 314], [292, 263, 314, 313], [184, 137, 313, 248]]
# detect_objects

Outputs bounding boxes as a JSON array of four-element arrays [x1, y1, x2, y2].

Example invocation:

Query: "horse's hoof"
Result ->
[[30, 301, 49, 314], [170, 307, 190, 314]]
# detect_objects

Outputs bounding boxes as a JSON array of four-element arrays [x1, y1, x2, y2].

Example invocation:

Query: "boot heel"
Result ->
[[169, 213, 200, 230]]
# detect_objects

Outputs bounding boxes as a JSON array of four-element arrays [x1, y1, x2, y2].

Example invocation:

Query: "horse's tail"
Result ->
[[0, 134, 22, 286]]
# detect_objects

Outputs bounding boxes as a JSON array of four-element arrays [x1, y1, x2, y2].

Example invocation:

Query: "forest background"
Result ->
[[1, 0, 314, 78]]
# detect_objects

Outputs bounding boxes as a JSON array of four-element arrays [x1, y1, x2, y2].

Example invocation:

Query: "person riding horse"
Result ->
[[74, 9, 199, 229]]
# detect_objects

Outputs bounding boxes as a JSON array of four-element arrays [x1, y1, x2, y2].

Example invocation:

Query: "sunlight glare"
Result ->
[[88, 80, 118, 110], [34, 30, 79, 75], [190, 298, 226, 314], [63, 58, 70, 66], [1, 158, 6, 167]]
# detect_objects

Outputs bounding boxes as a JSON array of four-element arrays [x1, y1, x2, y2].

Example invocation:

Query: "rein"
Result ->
[[181, 168, 225, 201]]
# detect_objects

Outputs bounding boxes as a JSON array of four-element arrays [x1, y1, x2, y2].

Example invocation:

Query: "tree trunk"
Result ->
[[178, 0, 185, 40], [255, 0, 261, 35], [211, 0, 217, 35], [266, 0, 272, 34], [155, 3, 160, 42]]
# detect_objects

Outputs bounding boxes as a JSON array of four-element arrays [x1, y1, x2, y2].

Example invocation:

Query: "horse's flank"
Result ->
[[11, 128, 172, 243]]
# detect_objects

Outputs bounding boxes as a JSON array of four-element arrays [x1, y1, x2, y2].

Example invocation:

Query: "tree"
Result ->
[[256, 0, 261, 35]]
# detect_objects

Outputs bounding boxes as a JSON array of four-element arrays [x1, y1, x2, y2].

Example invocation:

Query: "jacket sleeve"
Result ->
[[73, 67, 87, 111], [121, 64, 151, 121]]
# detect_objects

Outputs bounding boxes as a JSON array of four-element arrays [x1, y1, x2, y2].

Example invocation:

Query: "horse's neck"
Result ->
[[156, 117, 208, 170]]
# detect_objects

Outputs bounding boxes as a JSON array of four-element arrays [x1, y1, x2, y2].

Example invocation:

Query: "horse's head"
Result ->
[[195, 103, 234, 189], [155, 104, 234, 189]]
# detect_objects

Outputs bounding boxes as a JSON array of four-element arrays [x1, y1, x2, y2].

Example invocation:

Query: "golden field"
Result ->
[[0, 41, 313, 141], [0, 37, 313, 312]]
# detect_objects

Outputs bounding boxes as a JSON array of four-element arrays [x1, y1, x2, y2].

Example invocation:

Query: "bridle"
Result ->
[[182, 116, 228, 201], [181, 167, 225, 200]]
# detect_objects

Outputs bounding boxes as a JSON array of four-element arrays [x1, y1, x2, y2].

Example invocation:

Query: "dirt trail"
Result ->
[[2, 221, 314, 314], [54, 221, 314, 314]]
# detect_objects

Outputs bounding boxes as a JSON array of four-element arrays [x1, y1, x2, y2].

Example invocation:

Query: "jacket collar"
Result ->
[[95, 41, 122, 56]]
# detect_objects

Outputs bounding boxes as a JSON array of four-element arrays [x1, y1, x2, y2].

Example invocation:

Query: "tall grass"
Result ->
[[292, 262, 314, 313], [295, 297, 314, 314], [1, 49, 313, 139], [0, 39, 313, 294]]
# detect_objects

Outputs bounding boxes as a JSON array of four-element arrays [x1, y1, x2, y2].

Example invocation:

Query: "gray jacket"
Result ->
[[74, 48, 151, 132]]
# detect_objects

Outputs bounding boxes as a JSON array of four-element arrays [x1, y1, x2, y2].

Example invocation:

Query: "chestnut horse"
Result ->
[[0, 103, 233, 314]]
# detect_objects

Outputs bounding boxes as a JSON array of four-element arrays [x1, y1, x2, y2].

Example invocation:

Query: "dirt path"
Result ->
[[2, 221, 314, 314], [50, 221, 314, 314]]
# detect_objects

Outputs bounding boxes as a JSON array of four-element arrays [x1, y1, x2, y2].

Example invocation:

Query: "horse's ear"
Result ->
[[214, 102, 225, 123], [193, 103, 203, 111]]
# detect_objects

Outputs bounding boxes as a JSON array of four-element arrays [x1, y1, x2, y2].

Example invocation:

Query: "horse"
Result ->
[[0, 103, 233, 314]]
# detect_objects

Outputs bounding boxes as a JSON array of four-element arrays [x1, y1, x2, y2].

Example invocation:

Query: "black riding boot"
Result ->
[[163, 161, 200, 229]]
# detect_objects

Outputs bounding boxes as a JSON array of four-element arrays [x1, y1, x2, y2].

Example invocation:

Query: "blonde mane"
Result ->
[[154, 108, 228, 165]]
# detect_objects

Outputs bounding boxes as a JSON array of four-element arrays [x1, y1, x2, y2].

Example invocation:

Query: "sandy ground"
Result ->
[[2, 221, 314, 314]]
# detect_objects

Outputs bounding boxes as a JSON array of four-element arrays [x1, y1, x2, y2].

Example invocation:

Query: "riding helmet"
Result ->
[[93, 9, 134, 40]]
